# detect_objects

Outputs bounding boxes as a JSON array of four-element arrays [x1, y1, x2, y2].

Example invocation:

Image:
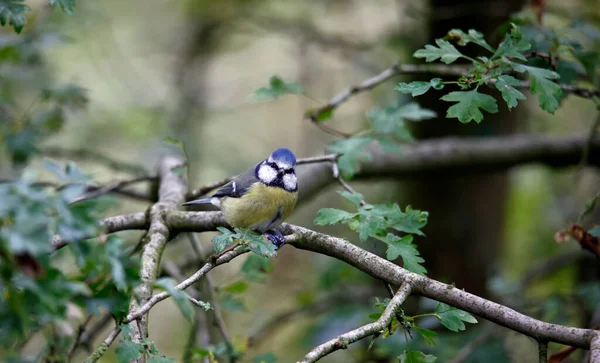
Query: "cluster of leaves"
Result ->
[[0, 0, 75, 33], [0, 161, 139, 358], [397, 24, 568, 123], [2, 83, 89, 165], [315, 191, 428, 275], [369, 299, 477, 362], [212, 226, 278, 257], [115, 325, 174, 363], [249, 75, 438, 178], [330, 102, 436, 178]]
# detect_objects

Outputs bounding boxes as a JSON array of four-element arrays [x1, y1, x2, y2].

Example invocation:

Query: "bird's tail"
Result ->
[[182, 197, 214, 206]]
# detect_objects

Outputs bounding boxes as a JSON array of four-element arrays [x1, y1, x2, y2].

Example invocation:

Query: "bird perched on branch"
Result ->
[[183, 148, 298, 248]]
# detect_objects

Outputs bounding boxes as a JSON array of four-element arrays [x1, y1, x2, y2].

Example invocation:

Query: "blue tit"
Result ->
[[182, 148, 298, 248]]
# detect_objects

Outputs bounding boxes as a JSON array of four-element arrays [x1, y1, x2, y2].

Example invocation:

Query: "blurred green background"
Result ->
[[3, 0, 600, 362]]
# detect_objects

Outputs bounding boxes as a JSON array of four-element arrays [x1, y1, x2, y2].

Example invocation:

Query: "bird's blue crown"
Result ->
[[270, 148, 296, 166]]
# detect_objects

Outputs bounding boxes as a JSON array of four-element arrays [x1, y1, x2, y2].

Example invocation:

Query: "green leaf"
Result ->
[[212, 226, 236, 253], [393, 103, 437, 121], [48, 0, 75, 14], [155, 278, 194, 322], [0, 0, 29, 33], [239, 229, 277, 257], [414, 39, 465, 64], [328, 137, 373, 178], [440, 89, 498, 123], [494, 75, 526, 109], [224, 281, 248, 294], [414, 326, 437, 345], [250, 75, 303, 101], [493, 24, 531, 61], [241, 254, 272, 282], [398, 350, 437, 363], [391, 206, 428, 236], [307, 107, 333, 122], [383, 234, 427, 275], [396, 79, 444, 97], [368, 102, 436, 138], [314, 208, 355, 225], [511, 64, 562, 114], [337, 190, 364, 208], [447, 29, 494, 53], [252, 352, 277, 363], [435, 302, 478, 332], [148, 357, 176, 363], [105, 236, 127, 291], [116, 326, 142, 363]]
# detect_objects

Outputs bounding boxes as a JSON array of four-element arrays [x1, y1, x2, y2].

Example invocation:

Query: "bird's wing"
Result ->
[[213, 166, 259, 199]]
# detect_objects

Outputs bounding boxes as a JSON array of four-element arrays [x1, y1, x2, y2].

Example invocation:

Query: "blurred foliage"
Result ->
[[0, 1, 599, 363]]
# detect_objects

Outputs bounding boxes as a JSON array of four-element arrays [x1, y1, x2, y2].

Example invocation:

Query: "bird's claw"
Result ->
[[264, 230, 285, 249]]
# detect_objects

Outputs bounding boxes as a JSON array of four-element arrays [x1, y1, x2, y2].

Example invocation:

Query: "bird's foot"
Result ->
[[264, 230, 285, 249]]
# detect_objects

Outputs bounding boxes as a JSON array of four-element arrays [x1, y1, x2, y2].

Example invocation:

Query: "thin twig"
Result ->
[[162, 259, 211, 363], [298, 282, 413, 363], [77, 314, 113, 354], [331, 163, 367, 206], [186, 153, 342, 201], [296, 154, 339, 165], [42, 146, 147, 175], [305, 62, 600, 130], [85, 244, 254, 362], [188, 233, 237, 362], [70, 176, 156, 203], [538, 340, 548, 363], [82, 326, 122, 363], [66, 315, 93, 359], [187, 177, 233, 200]]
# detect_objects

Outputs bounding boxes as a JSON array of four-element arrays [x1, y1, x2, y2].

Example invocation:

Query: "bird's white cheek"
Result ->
[[283, 174, 297, 190], [258, 165, 277, 183]]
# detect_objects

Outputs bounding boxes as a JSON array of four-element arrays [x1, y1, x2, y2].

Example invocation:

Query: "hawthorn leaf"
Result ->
[[414, 39, 465, 64], [435, 302, 478, 332], [494, 75, 526, 109], [398, 350, 437, 363], [440, 89, 498, 123], [447, 29, 494, 53], [511, 63, 562, 114]]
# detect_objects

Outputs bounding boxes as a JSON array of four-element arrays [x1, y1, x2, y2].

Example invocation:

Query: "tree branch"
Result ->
[[297, 133, 600, 203], [128, 156, 188, 361], [42, 146, 148, 175], [51, 212, 147, 250], [305, 62, 600, 122], [298, 282, 413, 363], [280, 224, 599, 350]]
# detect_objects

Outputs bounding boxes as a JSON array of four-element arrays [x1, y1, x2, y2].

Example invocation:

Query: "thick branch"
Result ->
[[297, 134, 600, 202], [280, 224, 599, 350], [298, 282, 412, 363], [51, 212, 147, 250], [128, 156, 187, 359]]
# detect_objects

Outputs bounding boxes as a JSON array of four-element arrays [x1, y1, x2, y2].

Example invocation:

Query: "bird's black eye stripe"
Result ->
[[284, 169, 294, 174], [267, 162, 278, 169]]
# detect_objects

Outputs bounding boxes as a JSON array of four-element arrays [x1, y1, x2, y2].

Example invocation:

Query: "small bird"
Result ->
[[183, 148, 298, 248]]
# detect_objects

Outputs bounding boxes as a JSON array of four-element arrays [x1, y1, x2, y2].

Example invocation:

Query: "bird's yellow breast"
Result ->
[[221, 183, 297, 232]]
